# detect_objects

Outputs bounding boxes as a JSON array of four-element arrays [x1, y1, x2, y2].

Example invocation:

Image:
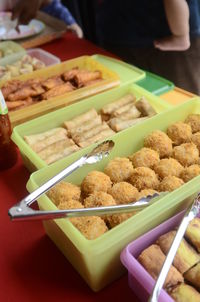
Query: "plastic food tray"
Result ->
[[0, 41, 26, 66], [160, 87, 197, 106], [27, 48, 60, 66], [12, 83, 171, 172], [26, 98, 200, 292], [1, 55, 120, 127], [137, 70, 174, 95], [120, 210, 200, 302]]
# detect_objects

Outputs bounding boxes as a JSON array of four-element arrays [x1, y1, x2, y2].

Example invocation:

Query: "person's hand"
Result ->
[[12, 0, 47, 25], [67, 23, 83, 39]]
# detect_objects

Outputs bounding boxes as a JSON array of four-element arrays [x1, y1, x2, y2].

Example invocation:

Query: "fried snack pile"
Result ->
[[138, 217, 200, 301], [2, 67, 103, 111], [0, 55, 46, 82], [24, 94, 157, 164]]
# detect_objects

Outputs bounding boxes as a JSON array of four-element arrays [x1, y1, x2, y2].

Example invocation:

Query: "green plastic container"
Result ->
[[12, 83, 171, 172], [26, 98, 200, 292], [93, 54, 145, 84], [0, 41, 26, 66], [137, 70, 174, 95]]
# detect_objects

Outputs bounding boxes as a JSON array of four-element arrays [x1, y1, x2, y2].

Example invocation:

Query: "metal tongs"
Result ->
[[149, 193, 200, 302], [8, 139, 163, 222]]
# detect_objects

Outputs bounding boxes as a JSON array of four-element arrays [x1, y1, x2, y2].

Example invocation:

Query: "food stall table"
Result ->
[[0, 32, 138, 302]]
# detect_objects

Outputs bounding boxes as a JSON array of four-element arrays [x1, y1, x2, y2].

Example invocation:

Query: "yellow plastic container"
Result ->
[[12, 83, 171, 172], [27, 98, 200, 291], [160, 86, 196, 105], [1, 55, 120, 127]]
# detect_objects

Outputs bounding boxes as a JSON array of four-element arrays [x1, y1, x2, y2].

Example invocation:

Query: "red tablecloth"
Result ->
[[0, 33, 139, 302]]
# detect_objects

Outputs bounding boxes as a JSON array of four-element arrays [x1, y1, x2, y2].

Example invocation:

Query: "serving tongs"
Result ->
[[149, 193, 200, 302], [8, 139, 164, 222]]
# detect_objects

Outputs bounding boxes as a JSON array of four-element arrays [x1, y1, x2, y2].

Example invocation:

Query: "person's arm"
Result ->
[[12, 0, 47, 24]]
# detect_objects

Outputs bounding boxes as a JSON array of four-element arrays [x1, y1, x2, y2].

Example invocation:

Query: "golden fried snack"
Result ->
[[111, 102, 140, 118], [8, 86, 39, 101], [108, 182, 138, 204], [84, 191, 116, 208], [106, 212, 134, 228], [37, 138, 75, 160], [158, 176, 184, 192], [47, 181, 81, 206], [69, 216, 108, 240], [69, 115, 102, 138], [64, 108, 98, 131], [185, 218, 200, 252], [44, 144, 80, 165], [78, 128, 115, 148], [169, 283, 200, 302], [153, 158, 184, 179], [185, 114, 200, 133], [191, 132, 200, 152], [135, 97, 157, 117], [81, 170, 112, 196], [101, 94, 135, 115], [138, 244, 183, 288], [116, 106, 142, 121], [42, 75, 64, 90], [144, 130, 173, 158], [74, 70, 102, 88], [6, 97, 33, 110], [129, 147, 160, 169], [58, 199, 84, 210], [62, 67, 79, 81], [1, 79, 21, 98], [167, 122, 192, 145], [184, 262, 200, 291], [104, 157, 134, 183], [180, 164, 200, 182], [42, 82, 74, 100], [172, 143, 199, 166], [157, 230, 200, 274], [137, 189, 158, 200], [108, 116, 148, 132], [129, 167, 159, 191], [73, 122, 110, 144]]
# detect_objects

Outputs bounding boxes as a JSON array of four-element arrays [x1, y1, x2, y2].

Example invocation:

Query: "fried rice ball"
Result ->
[[70, 216, 108, 240], [159, 176, 184, 192], [191, 132, 200, 152], [144, 130, 173, 158], [167, 122, 192, 145], [81, 170, 112, 196], [180, 164, 200, 182], [84, 191, 116, 208], [137, 189, 158, 200], [172, 143, 199, 167], [153, 158, 184, 179], [58, 199, 84, 210], [185, 114, 200, 133], [47, 181, 81, 206], [129, 147, 160, 169], [104, 157, 134, 183], [108, 182, 138, 204], [129, 167, 159, 191], [106, 213, 135, 228]]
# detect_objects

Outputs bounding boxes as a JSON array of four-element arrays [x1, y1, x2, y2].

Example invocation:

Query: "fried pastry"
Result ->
[[24, 128, 67, 146], [180, 164, 200, 182], [104, 157, 134, 183], [78, 128, 115, 148], [111, 102, 140, 118], [42, 82, 74, 100], [101, 94, 135, 115], [158, 176, 184, 192], [64, 109, 98, 131], [153, 158, 184, 179], [167, 122, 192, 145], [108, 116, 148, 132], [68, 115, 102, 137], [129, 147, 160, 169], [42, 75, 64, 90], [62, 67, 79, 81], [184, 262, 200, 291], [129, 167, 159, 191], [172, 143, 199, 166], [44, 144, 80, 164], [144, 130, 173, 158], [135, 97, 157, 117], [185, 217, 200, 252], [81, 170, 112, 196], [169, 283, 200, 302], [108, 182, 138, 204], [185, 114, 200, 133], [72, 122, 110, 144], [74, 70, 102, 87]]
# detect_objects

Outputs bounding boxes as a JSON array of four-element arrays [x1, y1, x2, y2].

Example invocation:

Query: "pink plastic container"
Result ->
[[120, 210, 200, 302], [27, 48, 60, 66]]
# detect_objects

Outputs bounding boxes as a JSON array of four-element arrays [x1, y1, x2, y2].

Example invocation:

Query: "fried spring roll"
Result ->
[[112, 103, 141, 118], [157, 230, 200, 274], [73, 122, 110, 144], [64, 109, 98, 130], [109, 116, 148, 132], [8, 86, 40, 101], [6, 97, 33, 110], [69, 115, 102, 137], [45, 145, 80, 164], [101, 94, 135, 115], [138, 244, 183, 288], [42, 82, 74, 100], [135, 97, 157, 117], [169, 283, 200, 302], [184, 262, 200, 290], [78, 128, 115, 148], [42, 76, 64, 90], [1, 80, 21, 98], [24, 128, 67, 146], [185, 217, 200, 252], [74, 70, 102, 87], [62, 67, 79, 81], [38, 138, 75, 160]]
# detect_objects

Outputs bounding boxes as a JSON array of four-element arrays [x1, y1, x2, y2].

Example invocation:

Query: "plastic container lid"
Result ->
[[27, 48, 60, 66]]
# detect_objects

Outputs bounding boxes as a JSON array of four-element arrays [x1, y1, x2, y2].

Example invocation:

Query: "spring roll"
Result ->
[[138, 244, 183, 289], [74, 70, 102, 87], [184, 262, 200, 290], [38, 138, 75, 160], [101, 94, 135, 115], [24, 128, 67, 146], [45, 145, 80, 164], [112, 103, 141, 118], [64, 109, 98, 130], [62, 67, 79, 81], [135, 97, 157, 117], [6, 97, 33, 110], [42, 76, 64, 90], [69, 115, 102, 137], [42, 82, 74, 100], [78, 128, 115, 148], [169, 283, 200, 302], [185, 217, 200, 252], [1, 80, 21, 98], [109, 116, 148, 132], [157, 230, 200, 274], [73, 122, 110, 144], [7, 86, 39, 101]]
